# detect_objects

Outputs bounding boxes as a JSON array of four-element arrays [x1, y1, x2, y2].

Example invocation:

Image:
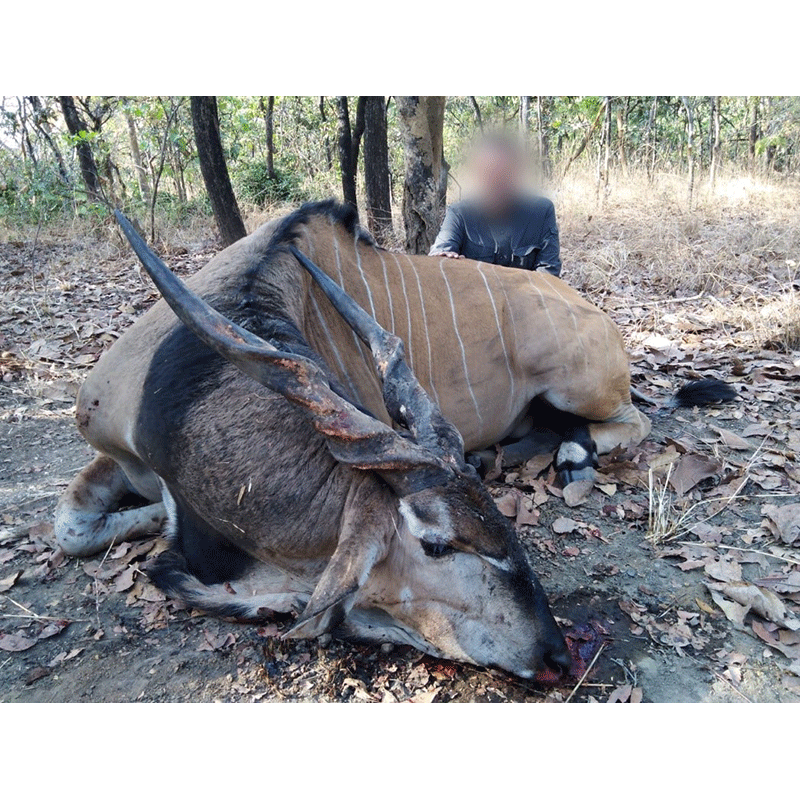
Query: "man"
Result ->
[[429, 134, 561, 277]]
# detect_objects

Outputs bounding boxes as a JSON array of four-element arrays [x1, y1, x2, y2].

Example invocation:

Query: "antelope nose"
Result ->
[[542, 637, 572, 676]]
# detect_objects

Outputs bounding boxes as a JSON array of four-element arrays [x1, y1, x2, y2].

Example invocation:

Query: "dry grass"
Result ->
[[646, 465, 690, 546], [556, 167, 800, 352], [3, 166, 798, 353]]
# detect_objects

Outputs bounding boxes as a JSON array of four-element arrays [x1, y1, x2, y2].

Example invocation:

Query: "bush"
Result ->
[[236, 161, 306, 207], [0, 158, 72, 224]]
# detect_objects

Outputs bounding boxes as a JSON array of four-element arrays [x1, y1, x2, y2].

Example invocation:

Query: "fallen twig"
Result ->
[[566, 642, 606, 703], [673, 540, 800, 568], [2, 596, 41, 618], [712, 671, 753, 703]]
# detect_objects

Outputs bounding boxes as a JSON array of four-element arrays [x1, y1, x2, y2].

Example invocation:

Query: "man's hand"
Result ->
[[439, 251, 465, 259]]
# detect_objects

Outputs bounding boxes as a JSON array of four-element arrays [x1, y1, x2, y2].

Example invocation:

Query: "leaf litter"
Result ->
[[3, 224, 800, 701]]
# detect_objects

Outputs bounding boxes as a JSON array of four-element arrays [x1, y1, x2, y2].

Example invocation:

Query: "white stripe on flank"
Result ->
[[310, 291, 359, 400], [524, 272, 560, 345], [352, 228, 376, 318], [402, 254, 440, 406], [376, 250, 396, 334], [491, 265, 521, 350], [330, 222, 365, 355], [477, 264, 515, 397], [389, 253, 415, 369], [547, 277, 589, 376], [438, 259, 483, 432]]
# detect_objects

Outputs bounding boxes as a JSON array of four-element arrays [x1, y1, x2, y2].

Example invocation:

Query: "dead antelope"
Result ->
[[55, 200, 732, 676], [55, 203, 575, 678]]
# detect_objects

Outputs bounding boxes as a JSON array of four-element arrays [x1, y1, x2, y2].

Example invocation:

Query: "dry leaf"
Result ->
[[38, 620, 69, 639], [708, 588, 749, 629], [410, 687, 441, 703], [563, 480, 594, 507], [342, 677, 374, 702], [520, 453, 553, 481], [704, 558, 743, 583], [552, 517, 579, 535], [669, 454, 722, 495], [711, 426, 753, 451], [0, 569, 22, 592], [762, 504, 800, 546], [607, 684, 633, 703], [48, 647, 83, 668], [721, 582, 799, 630], [648, 449, 681, 471], [0, 631, 39, 652], [751, 621, 800, 660], [198, 630, 236, 651], [113, 565, 137, 593], [516, 503, 540, 526], [494, 492, 518, 518], [23, 666, 52, 685]]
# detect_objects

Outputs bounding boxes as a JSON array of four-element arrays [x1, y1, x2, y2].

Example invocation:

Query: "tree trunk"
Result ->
[[395, 96, 446, 254], [319, 97, 333, 171], [171, 140, 187, 203], [335, 96, 358, 212], [260, 96, 276, 179], [18, 99, 38, 169], [646, 96, 658, 181], [59, 95, 102, 200], [748, 96, 760, 175], [362, 96, 393, 245], [709, 96, 721, 191], [596, 97, 611, 205], [190, 96, 246, 246], [520, 96, 531, 135], [561, 101, 604, 181], [125, 111, 151, 203], [682, 96, 695, 207], [470, 96, 484, 132], [616, 98, 629, 177], [28, 96, 70, 186], [536, 96, 551, 178]]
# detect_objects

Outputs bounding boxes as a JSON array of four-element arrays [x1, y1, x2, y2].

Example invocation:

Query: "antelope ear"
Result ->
[[283, 479, 389, 640]]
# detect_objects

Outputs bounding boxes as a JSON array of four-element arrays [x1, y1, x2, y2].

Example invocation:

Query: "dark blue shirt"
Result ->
[[429, 196, 562, 277]]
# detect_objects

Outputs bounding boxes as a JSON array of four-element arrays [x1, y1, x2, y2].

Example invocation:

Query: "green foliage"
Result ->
[[236, 161, 306, 207], [0, 153, 72, 224], [1, 95, 799, 231]]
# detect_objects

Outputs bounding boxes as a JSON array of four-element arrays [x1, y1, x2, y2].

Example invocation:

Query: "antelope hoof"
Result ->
[[555, 428, 598, 486], [466, 450, 495, 479]]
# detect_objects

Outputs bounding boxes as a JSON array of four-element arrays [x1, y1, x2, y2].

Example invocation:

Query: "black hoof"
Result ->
[[555, 427, 598, 486]]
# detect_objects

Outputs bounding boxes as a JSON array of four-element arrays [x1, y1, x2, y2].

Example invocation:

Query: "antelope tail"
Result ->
[[672, 379, 738, 407], [631, 379, 737, 408]]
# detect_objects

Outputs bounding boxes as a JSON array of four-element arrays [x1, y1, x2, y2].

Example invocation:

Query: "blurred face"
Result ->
[[471, 143, 523, 215]]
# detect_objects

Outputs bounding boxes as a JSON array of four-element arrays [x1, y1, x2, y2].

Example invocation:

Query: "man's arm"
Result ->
[[534, 201, 562, 277], [429, 205, 465, 258]]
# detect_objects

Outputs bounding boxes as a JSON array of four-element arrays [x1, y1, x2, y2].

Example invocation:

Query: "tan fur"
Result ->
[[77, 212, 647, 501], [298, 216, 647, 453]]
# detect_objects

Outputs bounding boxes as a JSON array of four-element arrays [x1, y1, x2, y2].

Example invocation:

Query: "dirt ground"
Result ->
[[2, 192, 799, 703]]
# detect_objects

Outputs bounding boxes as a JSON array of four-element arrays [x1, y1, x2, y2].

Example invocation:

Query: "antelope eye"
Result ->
[[420, 540, 456, 558]]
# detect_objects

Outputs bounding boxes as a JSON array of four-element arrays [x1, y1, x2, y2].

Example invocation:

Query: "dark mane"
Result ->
[[267, 199, 377, 252], [235, 199, 374, 350]]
